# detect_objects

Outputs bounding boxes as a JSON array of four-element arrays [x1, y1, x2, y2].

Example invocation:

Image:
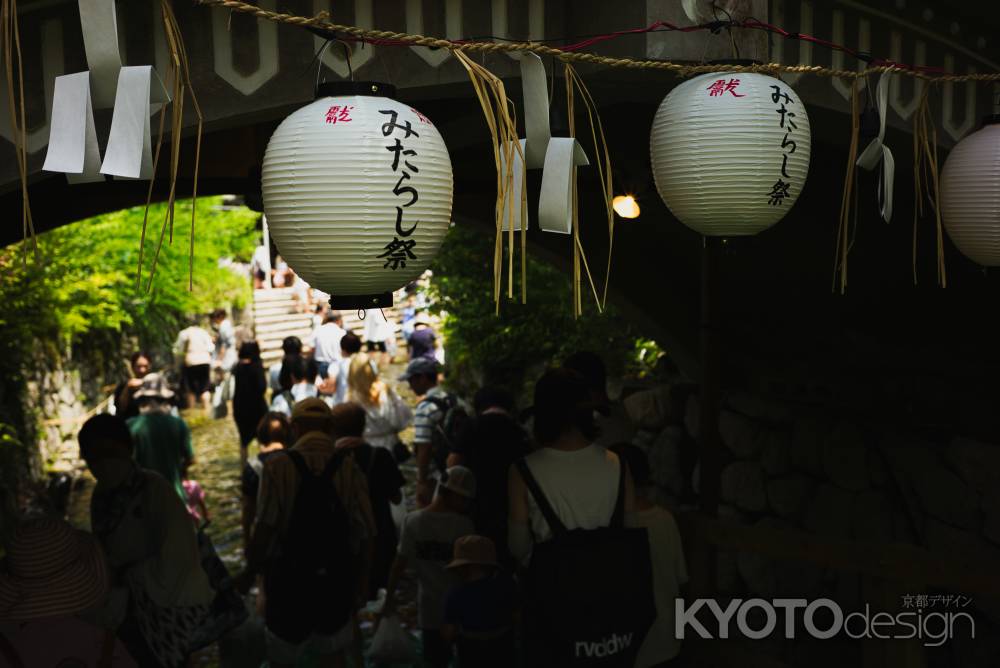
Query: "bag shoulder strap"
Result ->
[[0, 631, 24, 668], [515, 459, 567, 536], [285, 449, 311, 480], [321, 450, 344, 480], [98, 628, 116, 668], [281, 390, 295, 408], [364, 445, 378, 477], [611, 454, 627, 528]]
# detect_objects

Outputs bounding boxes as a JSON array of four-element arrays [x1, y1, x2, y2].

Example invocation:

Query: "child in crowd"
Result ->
[[383, 466, 476, 668], [441, 535, 517, 668], [609, 443, 688, 667], [182, 461, 209, 527]]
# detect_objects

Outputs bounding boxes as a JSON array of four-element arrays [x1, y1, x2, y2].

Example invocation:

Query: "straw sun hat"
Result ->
[[446, 535, 499, 570], [0, 517, 110, 622]]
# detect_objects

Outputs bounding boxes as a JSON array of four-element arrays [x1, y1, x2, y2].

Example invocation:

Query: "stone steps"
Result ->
[[251, 288, 437, 367]]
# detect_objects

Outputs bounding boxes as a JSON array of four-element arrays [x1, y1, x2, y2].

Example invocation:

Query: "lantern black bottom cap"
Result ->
[[329, 293, 394, 310]]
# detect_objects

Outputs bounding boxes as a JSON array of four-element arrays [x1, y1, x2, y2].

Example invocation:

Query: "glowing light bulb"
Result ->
[[612, 195, 640, 219]]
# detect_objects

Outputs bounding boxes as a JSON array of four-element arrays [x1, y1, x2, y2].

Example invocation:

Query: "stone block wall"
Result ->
[[625, 382, 1000, 666]]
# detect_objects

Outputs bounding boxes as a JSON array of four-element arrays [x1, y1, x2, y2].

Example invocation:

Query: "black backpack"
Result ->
[[280, 450, 355, 616], [424, 393, 470, 472], [516, 458, 655, 667]]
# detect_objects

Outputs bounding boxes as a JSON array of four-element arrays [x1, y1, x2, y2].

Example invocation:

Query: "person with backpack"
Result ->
[[508, 368, 654, 668], [269, 355, 318, 417], [401, 357, 467, 507], [329, 402, 406, 595], [268, 337, 302, 394], [238, 398, 376, 668], [609, 443, 688, 668], [382, 466, 476, 668], [240, 412, 292, 554]]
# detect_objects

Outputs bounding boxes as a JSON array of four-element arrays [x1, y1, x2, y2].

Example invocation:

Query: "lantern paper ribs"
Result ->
[[940, 122, 1000, 267], [262, 91, 453, 307], [651, 72, 812, 237]]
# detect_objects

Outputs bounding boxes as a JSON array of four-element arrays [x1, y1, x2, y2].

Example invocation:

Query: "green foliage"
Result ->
[[632, 337, 667, 379], [428, 225, 654, 397], [0, 197, 259, 437]]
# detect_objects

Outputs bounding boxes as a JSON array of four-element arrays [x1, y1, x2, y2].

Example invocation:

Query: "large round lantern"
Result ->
[[940, 119, 1000, 266], [650, 71, 812, 236], [262, 82, 453, 308]]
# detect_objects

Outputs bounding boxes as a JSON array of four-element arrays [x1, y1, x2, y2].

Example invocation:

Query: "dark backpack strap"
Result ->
[[611, 455, 627, 528], [284, 449, 311, 480], [364, 445, 378, 477], [98, 628, 116, 668], [515, 459, 567, 536], [425, 395, 457, 455], [321, 450, 344, 479], [0, 631, 24, 668]]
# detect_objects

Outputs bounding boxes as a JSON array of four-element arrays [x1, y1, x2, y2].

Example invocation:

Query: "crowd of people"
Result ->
[[1, 292, 687, 668]]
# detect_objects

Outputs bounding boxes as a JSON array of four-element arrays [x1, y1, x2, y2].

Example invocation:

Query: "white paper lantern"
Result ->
[[650, 72, 812, 236], [262, 82, 453, 308], [940, 121, 1000, 266]]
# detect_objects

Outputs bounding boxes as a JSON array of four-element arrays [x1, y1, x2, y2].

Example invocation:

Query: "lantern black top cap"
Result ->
[[316, 81, 396, 100]]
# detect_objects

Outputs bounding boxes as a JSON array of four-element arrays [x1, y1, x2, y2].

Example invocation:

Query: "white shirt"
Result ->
[[251, 245, 271, 274], [355, 387, 413, 450], [632, 505, 688, 666], [363, 310, 393, 343], [521, 444, 621, 546], [312, 322, 346, 363], [174, 326, 215, 367], [270, 382, 319, 416], [331, 357, 352, 405]]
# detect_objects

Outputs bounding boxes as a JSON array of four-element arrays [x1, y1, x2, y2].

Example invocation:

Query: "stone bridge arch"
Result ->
[[2, 0, 1000, 424]]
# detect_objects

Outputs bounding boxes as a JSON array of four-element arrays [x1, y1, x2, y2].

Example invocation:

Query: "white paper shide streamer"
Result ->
[[42, 72, 103, 183], [856, 70, 895, 223], [262, 91, 454, 307], [44, 0, 170, 183], [498, 53, 589, 235], [651, 72, 812, 236], [940, 120, 1000, 266]]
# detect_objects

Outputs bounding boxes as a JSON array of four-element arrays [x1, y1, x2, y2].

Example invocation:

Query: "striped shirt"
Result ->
[[413, 386, 449, 445]]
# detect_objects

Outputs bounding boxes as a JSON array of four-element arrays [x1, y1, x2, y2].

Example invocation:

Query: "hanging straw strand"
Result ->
[[2, 0, 36, 259], [162, 0, 205, 290], [564, 65, 615, 311], [452, 50, 525, 313], [141, 0, 205, 292], [912, 84, 947, 287], [832, 80, 861, 294]]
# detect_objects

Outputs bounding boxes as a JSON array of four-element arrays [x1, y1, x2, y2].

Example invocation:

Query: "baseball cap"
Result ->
[[439, 465, 476, 499], [291, 396, 331, 421], [398, 357, 439, 381]]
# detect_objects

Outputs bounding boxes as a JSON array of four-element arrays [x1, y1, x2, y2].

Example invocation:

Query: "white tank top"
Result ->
[[523, 444, 621, 544]]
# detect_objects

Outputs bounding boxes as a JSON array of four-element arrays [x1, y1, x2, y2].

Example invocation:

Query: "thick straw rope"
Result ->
[[195, 0, 1000, 84]]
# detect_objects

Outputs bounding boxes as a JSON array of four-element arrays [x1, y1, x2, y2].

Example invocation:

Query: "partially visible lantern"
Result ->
[[262, 82, 453, 308], [650, 71, 812, 236], [940, 119, 1000, 266]]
